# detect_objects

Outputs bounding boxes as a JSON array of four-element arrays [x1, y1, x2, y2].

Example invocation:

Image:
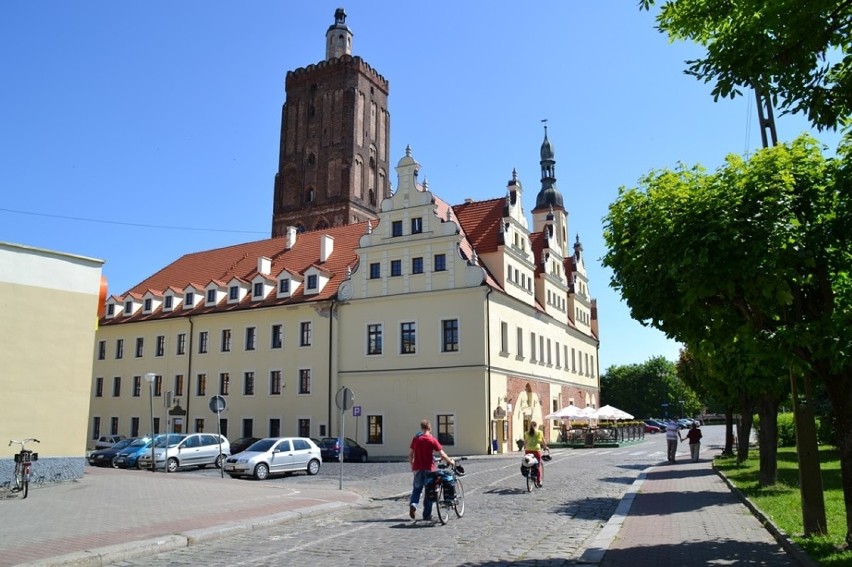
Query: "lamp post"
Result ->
[[144, 373, 156, 472]]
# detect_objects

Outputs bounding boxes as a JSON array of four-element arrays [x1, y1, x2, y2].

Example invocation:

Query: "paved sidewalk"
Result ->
[[582, 457, 812, 566]]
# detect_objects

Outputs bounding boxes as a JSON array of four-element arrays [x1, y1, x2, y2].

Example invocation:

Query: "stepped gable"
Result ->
[[108, 222, 369, 324]]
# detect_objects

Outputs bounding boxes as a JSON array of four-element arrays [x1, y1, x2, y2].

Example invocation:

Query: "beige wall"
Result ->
[[0, 242, 103, 461]]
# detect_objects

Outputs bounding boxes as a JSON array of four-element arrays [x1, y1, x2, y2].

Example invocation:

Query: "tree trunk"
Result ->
[[790, 370, 827, 536], [823, 369, 852, 548], [736, 393, 757, 464], [723, 408, 735, 457], [756, 393, 778, 487]]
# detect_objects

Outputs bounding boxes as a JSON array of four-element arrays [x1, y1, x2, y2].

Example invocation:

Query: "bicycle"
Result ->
[[426, 457, 466, 525], [9, 438, 40, 499], [521, 449, 550, 492]]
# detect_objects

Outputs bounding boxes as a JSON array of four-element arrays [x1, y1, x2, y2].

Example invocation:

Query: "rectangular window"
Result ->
[[135, 337, 144, 358], [298, 418, 311, 438], [115, 339, 124, 359], [369, 262, 381, 279], [540, 336, 546, 364], [107, 304, 115, 316], [197, 373, 207, 396], [517, 327, 524, 358], [154, 375, 163, 397], [175, 374, 184, 397], [244, 372, 255, 395], [299, 369, 311, 394], [307, 274, 318, 290], [245, 327, 256, 351], [111, 417, 119, 435], [412, 257, 423, 274], [95, 377, 103, 397], [279, 279, 290, 293], [434, 253, 446, 272], [194, 418, 204, 433], [220, 373, 230, 396], [401, 322, 416, 354], [156, 335, 165, 357], [530, 332, 537, 363], [547, 338, 552, 365], [221, 329, 231, 352], [112, 376, 121, 397], [144, 298, 152, 311], [198, 331, 208, 354], [392, 220, 403, 237], [97, 340, 106, 360], [391, 259, 402, 277], [229, 286, 239, 300], [125, 300, 133, 314], [437, 414, 455, 446], [269, 418, 281, 437], [411, 217, 422, 234], [242, 418, 254, 438], [176, 333, 186, 355], [133, 375, 141, 397], [442, 319, 459, 352], [165, 295, 173, 309], [131, 417, 140, 437], [555, 341, 561, 368], [253, 282, 264, 298], [300, 322, 312, 346], [571, 348, 576, 373], [207, 289, 216, 303], [270, 324, 283, 349], [500, 322, 508, 354], [269, 370, 282, 395], [92, 417, 101, 439], [367, 324, 383, 355], [185, 291, 194, 306], [367, 415, 383, 444]]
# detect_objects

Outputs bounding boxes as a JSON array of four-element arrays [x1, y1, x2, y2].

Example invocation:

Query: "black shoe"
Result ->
[[409, 505, 416, 520], [422, 516, 433, 522]]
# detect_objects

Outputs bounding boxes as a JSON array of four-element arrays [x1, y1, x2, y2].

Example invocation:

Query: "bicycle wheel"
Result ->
[[453, 478, 465, 518], [526, 469, 534, 492], [13, 465, 23, 492], [21, 477, 28, 499], [435, 483, 449, 525]]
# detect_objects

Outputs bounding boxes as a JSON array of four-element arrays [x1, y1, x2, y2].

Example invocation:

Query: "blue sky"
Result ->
[[1, 2, 840, 370]]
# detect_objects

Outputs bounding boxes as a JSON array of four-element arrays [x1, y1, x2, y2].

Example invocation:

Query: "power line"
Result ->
[[0, 207, 267, 235]]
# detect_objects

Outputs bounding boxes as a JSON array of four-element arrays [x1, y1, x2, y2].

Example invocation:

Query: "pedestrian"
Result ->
[[683, 422, 702, 462], [523, 421, 548, 487], [409, 419, 454, 522], [665, 419, 681, 462]]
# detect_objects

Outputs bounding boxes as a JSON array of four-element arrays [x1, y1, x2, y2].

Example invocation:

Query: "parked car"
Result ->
[[229, 437, 261, 456], [93, 434, 127, 450], [224, 437, 322, 480], [137, 433, 230, 472], [113, 436, 156, 469], [645, 419, 669, 431], [87, 438, 135, 467], [643, 424, 662, 434], [318, 437, 369, 463]]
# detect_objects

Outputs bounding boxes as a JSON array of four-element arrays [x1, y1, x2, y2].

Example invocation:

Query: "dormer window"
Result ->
[[107, 304, 115, 316], [185, 292, 194, 306], [164, 296, 173, 310], [229, 286, 239, 300], [253, 282, 264, 298], [280, 279, 290, 294], [207, 289, 216, 303], [124, 301, 133, 315], [144, 298, 152, 312], [307, 275, 318, 290]]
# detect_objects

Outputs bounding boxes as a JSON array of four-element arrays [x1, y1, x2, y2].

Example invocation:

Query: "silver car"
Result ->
[[224, 437, 321, 480], [137, 433, 230, 472]]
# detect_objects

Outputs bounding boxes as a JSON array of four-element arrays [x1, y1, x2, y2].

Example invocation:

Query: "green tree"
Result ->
[[640, 0, 852, 131], [602, 135, 848, 541], [601, 356, 680, 419]]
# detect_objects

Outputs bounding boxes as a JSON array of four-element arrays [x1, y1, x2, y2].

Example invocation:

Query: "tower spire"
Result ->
[[326, 8, 352, 60]]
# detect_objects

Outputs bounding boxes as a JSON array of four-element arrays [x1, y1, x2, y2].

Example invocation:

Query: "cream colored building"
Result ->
[[90, 137, 600, 458], [1, 242, 104, 483]]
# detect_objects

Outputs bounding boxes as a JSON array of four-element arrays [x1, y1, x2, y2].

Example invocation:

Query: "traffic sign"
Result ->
[[353, 405, 362, 417], [209, 395, 227, 413], [335, 387, 354, 411]]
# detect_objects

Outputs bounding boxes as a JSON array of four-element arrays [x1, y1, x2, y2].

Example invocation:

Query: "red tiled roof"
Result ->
[[452, 198, 505, 255]]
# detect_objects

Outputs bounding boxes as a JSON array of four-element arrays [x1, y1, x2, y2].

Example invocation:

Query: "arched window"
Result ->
[[306, 188, 315, 203], [315, 220, 329, 230]]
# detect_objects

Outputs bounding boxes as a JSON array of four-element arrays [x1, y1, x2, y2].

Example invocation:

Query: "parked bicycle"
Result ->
[[426, 457, 466, 525], [9, 438, 40, 499], [521, 449, 550, 492]]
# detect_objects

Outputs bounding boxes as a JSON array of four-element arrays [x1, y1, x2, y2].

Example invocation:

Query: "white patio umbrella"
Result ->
[[594, 404, 634, 420], [545, 405, 597, 420]]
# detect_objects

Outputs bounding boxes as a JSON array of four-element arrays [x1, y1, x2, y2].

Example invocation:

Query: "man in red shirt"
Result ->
[[409, 419, 454, 521]]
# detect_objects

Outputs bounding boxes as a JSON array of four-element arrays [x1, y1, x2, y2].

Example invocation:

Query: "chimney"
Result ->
[[257, 256, 271, 275], [320, 234, 334, 263], [285, 226, 297, 250]]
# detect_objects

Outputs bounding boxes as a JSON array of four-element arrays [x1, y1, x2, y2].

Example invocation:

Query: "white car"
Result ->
[[224, 437, 321, 480], [137, 433, 230, 472], [93, 434, 127, 450]]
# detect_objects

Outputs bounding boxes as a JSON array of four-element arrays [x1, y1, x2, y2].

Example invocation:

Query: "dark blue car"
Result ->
[[318, 437, 368, 462], [113, 436, 157, 469]]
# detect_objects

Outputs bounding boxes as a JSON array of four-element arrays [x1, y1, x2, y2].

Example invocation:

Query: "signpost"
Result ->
[[335, 387, 354, 490], [353, 405, 361, 444], [209, 395, 227, 478]]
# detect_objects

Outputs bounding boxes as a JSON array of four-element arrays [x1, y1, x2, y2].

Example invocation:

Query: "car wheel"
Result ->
[[359, 452, 368, 463], [307, 459, 321, 476], [215, 454, 226, 469], [254, 463, 269, 480], [166, 458, 179, 473], [112, 457, 120, 469]]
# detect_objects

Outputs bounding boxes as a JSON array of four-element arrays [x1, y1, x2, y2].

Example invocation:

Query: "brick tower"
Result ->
[[271, 8, 391, 237]]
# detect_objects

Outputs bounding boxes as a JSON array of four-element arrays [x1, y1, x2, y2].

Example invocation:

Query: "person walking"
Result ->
[[665, 419, 682, 462], [683, 422, 703, 462], [409, 419, 454, 522], [523, 421, 548, 487]]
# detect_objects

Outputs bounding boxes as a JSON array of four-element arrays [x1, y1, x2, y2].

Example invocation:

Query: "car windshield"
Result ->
[[111, 439, 133, 450], [320, 437, 339, 447], [247, 438, 276, 452], [128, 438, 150, 448], [153, 434, 185, 448]]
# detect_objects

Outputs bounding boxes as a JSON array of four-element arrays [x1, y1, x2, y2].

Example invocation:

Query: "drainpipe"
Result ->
[[327, 298, 336, 435], [186, 316, 194, 431], [485, 287, 493, 454]]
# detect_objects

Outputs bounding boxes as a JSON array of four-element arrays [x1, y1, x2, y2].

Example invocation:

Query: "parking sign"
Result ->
[[353, 405, 362, 417]]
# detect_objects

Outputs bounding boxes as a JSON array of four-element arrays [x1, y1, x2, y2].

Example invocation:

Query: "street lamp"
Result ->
[[144, 373, 156, 472]]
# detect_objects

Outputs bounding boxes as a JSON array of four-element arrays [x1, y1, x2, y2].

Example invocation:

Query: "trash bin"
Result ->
[[491, 439, 498, 453], [516, 439, 524, 451], [585, 432, 594, 447]]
